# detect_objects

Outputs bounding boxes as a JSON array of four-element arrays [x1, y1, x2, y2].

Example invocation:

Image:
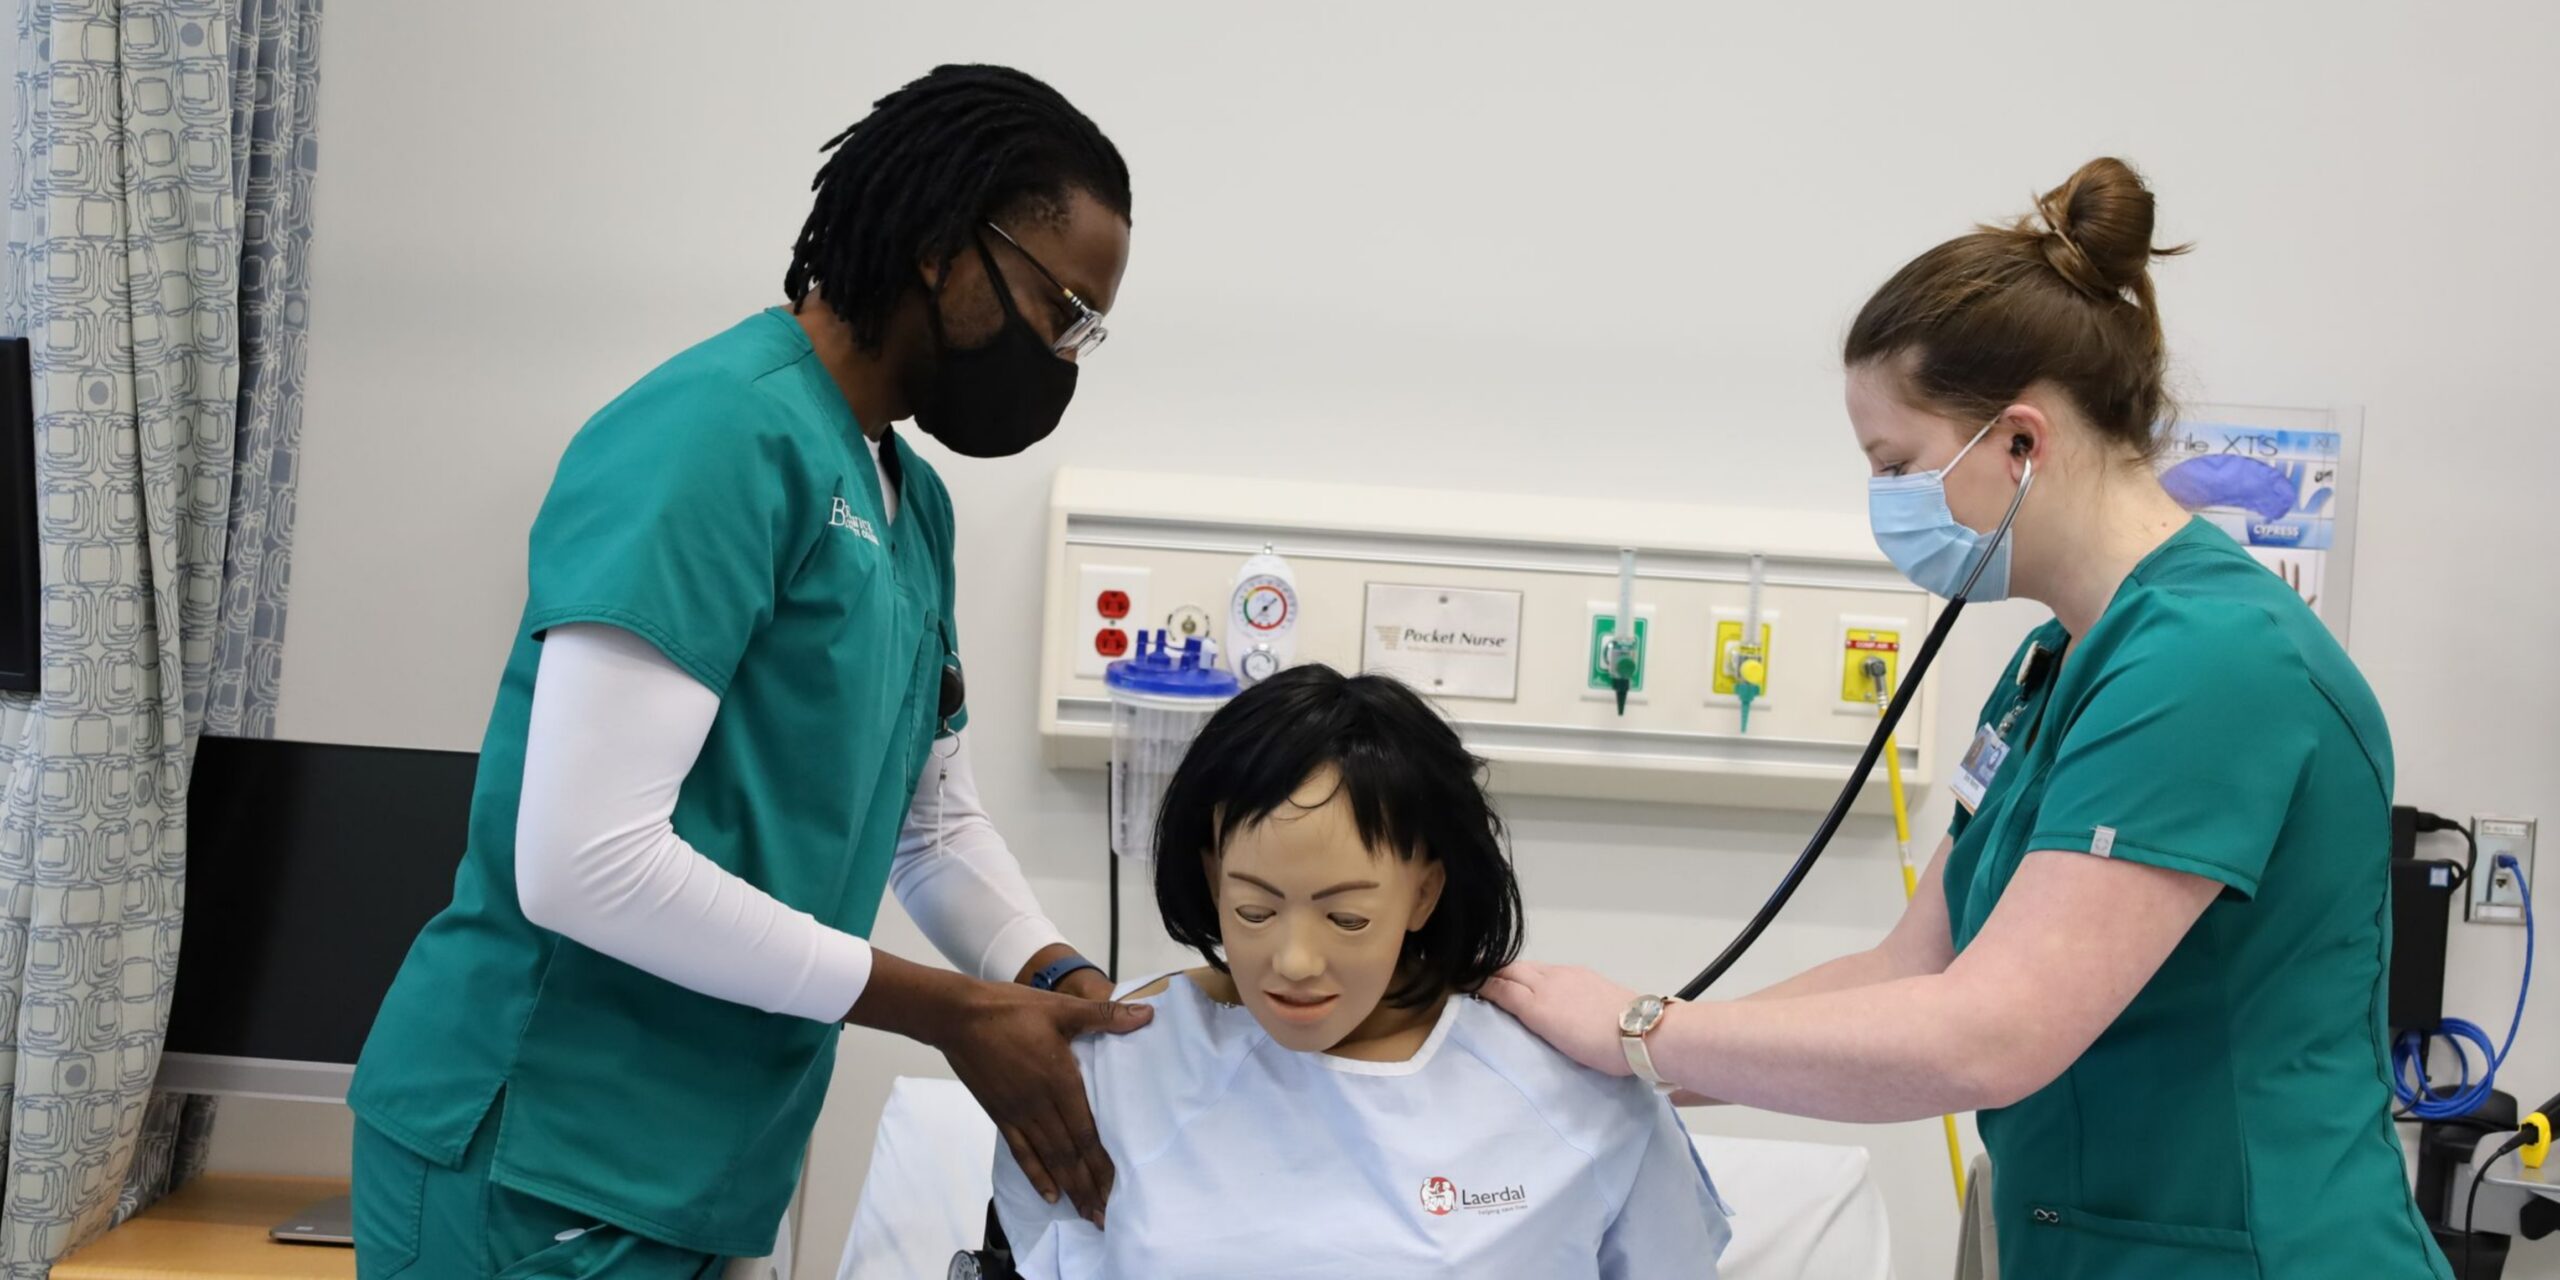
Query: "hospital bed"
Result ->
[[835, 1076, 1895, 1280]]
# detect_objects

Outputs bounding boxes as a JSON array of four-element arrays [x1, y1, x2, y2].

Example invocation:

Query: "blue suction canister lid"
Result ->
[[1103, 630, 1242, 699]]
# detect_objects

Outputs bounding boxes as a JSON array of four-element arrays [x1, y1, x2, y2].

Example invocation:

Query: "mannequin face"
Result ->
[[1205, 767, 1445, 1053]]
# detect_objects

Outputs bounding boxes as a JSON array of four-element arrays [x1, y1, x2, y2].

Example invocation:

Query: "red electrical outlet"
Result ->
[[1074, 565, 1150, 679]]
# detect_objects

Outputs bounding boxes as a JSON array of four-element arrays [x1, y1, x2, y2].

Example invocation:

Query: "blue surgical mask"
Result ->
[[1869, 419, 2032, 602]]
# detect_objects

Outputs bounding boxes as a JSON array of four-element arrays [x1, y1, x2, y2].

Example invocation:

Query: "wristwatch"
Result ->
[[1028, 954, 1104, 994], [1619, 994, 1679, 1095]]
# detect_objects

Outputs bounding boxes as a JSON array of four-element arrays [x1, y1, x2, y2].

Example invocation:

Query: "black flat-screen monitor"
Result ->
[[0, 336, 39, 693], [160, 735, 477, 1101]]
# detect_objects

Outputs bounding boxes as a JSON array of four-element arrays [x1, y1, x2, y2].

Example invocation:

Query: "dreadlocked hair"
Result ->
[[784, 64, 1130, 351]]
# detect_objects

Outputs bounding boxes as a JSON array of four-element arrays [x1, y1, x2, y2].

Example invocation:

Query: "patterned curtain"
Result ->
[[2, 0, 317, 1264], [205, 0, 314, 741]]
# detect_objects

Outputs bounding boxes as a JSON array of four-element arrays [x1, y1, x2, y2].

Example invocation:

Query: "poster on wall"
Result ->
[[2154, 404, 2362, 641]]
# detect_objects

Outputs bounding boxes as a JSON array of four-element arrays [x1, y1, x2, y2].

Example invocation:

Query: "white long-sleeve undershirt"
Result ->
[[514, 623, 1067, 1023]]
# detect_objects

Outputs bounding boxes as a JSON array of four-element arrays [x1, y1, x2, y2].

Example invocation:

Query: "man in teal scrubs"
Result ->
[[349, 66, 1140, 1276]]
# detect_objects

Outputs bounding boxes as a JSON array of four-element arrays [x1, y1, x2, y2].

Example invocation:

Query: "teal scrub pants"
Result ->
[[352, 1100, 726, 1280]]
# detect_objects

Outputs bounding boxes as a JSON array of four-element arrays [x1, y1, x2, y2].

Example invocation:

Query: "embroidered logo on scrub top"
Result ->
[[829, 497, 881, 546], [1419, 1175, 1531, 1218]]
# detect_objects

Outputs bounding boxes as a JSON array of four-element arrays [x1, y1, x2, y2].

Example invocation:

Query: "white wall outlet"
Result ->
[[1074, 564, 1152, 679], [2467, 816, 2536, 926]]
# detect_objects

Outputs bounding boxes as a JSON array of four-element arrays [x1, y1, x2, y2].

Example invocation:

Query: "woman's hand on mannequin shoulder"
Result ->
[[1485, 963, 1726, 1105], [1481, 960, 1642, 1077]]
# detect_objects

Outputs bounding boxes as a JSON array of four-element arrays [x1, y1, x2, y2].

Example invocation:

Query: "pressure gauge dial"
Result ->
[[1225, 551, 1299, 687], [1238, 646, 1282, 683], [1233, 576, 1295, 634]]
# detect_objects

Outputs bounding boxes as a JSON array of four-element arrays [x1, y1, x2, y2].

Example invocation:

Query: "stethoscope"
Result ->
[[1675, 440, 2035, 1001]]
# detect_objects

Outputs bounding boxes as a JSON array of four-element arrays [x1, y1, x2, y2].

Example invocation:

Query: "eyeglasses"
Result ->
[[983, 221, 1109, 357]]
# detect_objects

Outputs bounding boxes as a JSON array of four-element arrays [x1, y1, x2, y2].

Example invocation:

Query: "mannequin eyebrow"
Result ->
[[1228, 873, 1382, 901]]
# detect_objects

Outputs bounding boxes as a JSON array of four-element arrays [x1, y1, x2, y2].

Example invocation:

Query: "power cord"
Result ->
[[1105, 762, 1122, 982], [2410, 808, 2478, 889], [2463, 1155, 2500, 1280], [2446, 853, 2535, 1280], [2398, 1111, 2503, 1132], [2464, 1096, 2539, 1280]]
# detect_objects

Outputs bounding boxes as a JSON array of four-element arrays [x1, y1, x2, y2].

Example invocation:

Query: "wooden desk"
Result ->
[[55, 1175, 355, 1279]]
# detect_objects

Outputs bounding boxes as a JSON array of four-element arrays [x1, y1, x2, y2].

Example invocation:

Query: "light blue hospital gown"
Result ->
[[992, 973, 1731, 1279]]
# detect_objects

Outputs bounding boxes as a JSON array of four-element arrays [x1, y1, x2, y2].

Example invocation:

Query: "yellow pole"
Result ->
[[1873, 659, 1968, 1207]]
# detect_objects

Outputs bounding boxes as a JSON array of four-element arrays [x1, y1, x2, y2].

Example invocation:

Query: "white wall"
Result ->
[[210, 3, 2560, 1277]]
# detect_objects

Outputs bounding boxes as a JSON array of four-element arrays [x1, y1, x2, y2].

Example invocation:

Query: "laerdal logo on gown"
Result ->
[[1419, 1175, 1530, 1218]]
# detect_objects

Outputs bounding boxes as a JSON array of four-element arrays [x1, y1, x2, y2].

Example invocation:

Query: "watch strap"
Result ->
[[1028, 956, 1103, 993]]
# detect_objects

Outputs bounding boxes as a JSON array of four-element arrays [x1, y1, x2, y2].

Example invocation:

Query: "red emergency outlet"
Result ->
[[1094, 628, 1130, 658], [1096, 589, 1132, 620]]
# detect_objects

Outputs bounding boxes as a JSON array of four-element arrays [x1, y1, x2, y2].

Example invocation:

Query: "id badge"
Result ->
[[1950, 723, 2011, 813]]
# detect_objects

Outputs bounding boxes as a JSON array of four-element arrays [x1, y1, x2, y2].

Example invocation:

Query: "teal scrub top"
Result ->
[[1944, 518, 2449, 1278], [349, 309, 965, 1257]]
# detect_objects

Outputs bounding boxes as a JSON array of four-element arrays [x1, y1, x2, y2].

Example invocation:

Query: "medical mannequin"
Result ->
[[992, 667, 1729, 1279]]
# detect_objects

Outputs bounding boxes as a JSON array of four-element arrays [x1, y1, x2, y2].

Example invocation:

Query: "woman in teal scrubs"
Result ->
[[1489, 158, 2451, 1278], [348, 67, 1144, 1277]]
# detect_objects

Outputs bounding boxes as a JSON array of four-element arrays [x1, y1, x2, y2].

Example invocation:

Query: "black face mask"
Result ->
[[911, 238, 1078, 459]]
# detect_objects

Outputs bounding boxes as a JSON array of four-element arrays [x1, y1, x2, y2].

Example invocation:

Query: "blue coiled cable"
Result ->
[[2393, 855, 2535, 1120]]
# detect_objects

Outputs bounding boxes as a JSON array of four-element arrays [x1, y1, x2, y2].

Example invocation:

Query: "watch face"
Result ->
[[948, 1252, 983, 1280], [1621, 994, 1664, 1035]]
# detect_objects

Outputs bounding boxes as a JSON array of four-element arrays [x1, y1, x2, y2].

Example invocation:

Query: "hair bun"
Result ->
[[2031, 157, 2181, 300]]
